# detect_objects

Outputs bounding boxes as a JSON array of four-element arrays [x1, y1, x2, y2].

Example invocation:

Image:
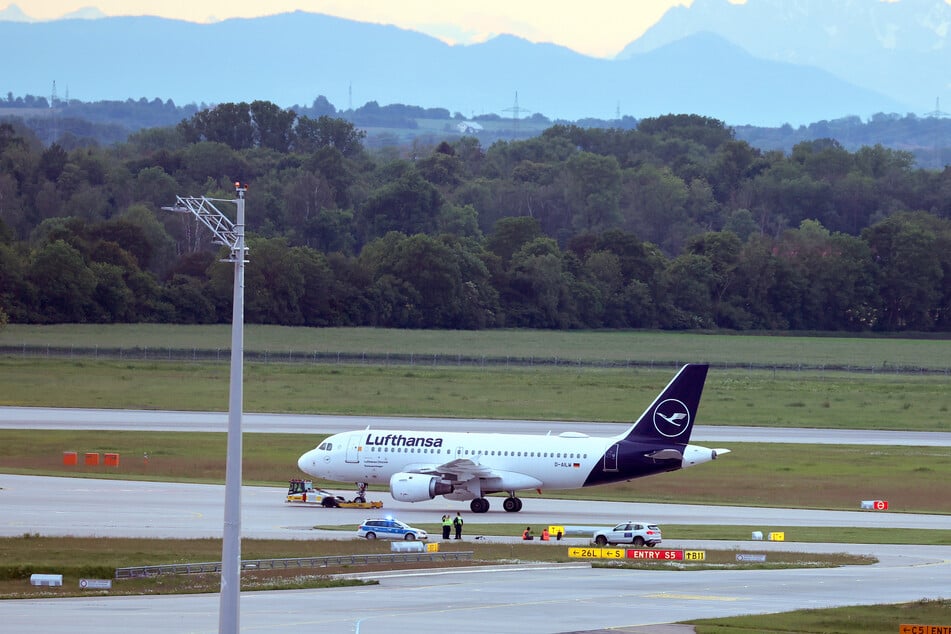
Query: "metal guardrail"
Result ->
[[2, 344, 950, 374], [114, 551, 474, 579]]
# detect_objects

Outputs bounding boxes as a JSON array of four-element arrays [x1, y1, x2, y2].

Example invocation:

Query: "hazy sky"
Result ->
[[8, 0, 714, 58]]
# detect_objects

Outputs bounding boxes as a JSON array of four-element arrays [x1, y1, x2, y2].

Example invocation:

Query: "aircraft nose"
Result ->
[[297, 451, 311, 473]]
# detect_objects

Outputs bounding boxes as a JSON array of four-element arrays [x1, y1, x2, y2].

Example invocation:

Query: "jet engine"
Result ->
[[389, 472, 454, 502]]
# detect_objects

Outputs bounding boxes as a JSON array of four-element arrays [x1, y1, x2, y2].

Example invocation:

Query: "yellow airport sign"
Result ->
[[567, 547, 626, 559], [569, 547, 601, 558]]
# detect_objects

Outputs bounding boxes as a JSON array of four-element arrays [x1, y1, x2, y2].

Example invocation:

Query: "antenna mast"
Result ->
[[49, 80, 58, 145], [923, 97, 948, 170]]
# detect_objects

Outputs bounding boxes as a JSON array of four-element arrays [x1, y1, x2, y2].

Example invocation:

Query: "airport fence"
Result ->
[[114, 550, 474, 578], [2, 344, 949, 375]]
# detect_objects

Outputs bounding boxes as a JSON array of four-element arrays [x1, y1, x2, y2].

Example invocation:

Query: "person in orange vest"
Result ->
[[541, 527, 550, 541], [522, 526, 533, 540]]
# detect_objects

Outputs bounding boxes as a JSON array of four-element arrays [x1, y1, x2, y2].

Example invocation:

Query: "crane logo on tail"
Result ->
[[653, 399, 691, 438]]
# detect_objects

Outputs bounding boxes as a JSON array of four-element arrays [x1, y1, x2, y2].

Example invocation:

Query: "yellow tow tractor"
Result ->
[[285, 479, 383, 509]]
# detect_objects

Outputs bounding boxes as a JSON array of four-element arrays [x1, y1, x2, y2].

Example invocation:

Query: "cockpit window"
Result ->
[[318, 442, 332, 451]]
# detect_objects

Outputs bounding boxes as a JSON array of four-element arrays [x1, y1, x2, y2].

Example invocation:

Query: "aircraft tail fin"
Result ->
[[623, 364, 708, 444]]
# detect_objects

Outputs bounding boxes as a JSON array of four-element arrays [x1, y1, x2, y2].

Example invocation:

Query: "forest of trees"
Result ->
[[4, 92, 951, 166], [1, 103, 949, 332]]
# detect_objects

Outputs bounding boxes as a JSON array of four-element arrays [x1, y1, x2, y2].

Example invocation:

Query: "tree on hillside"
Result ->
[[294, 115, 366, 157]]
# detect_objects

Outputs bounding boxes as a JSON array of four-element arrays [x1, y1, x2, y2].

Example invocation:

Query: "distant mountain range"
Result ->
[[622, 0, 951, 118], [1, 1, 947, 127]]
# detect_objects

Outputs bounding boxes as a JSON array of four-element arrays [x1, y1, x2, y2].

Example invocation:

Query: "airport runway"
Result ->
[[1, 408, 949, 632]]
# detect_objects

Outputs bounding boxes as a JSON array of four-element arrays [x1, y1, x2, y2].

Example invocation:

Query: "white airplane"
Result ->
[[297, 363, 729, 513]]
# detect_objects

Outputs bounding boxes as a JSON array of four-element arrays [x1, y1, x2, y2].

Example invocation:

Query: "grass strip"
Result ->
[[317, 524, 951, 546], [3, 324, 951, 370], [687, 598, 951, 634], [2, 358, 951, 430]]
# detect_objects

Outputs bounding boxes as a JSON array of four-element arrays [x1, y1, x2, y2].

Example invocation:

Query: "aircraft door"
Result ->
[[345, 434, 362, 464], [603, 443, 619, 472]]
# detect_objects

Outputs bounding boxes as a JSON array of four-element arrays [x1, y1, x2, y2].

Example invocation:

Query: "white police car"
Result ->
[[357, 517, 428, 541]]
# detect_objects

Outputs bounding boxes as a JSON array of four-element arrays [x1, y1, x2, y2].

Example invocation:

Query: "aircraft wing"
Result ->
[[415, 458, 496, 481]]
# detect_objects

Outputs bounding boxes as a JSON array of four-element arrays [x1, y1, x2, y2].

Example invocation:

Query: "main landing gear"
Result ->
[[354, 482, 368, 504], [502, 496, 523, 512], [470, 498, 490, 513], [469, 495, 523, 513]]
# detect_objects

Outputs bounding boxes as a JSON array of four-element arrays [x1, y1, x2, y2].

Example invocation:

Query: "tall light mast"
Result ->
[[163, 183, 247, 633]]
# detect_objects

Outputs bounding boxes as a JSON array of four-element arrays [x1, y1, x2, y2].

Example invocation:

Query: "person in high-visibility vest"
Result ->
[[442, 514, 452, 539], [453, 512, 464, 539], [541, 527, 550, 541], [522, 526, 533, 540]]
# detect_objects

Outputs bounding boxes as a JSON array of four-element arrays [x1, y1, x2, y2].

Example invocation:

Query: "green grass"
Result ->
[[1, 358, 950, 431], [2, 324, 950, 369], [318, 523, 951, 546], [688, 599, 951, 634]]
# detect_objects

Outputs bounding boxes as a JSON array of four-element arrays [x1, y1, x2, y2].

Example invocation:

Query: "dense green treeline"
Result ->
[[0, 105, 949, 332]]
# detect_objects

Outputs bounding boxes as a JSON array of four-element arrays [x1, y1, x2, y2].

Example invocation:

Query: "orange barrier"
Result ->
[[63, 451, 78, 466], [84, 452, 100, 466], [104, 453, 120, 467]]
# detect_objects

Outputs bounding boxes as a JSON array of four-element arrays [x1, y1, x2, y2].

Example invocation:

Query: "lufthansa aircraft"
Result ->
[[297, 363, 729, 513]]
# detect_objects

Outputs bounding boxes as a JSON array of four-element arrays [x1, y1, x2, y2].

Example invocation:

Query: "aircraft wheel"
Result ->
[[354, 496, 366, 503], [470, 498, 490, 513], [502, 497, 522, 512]]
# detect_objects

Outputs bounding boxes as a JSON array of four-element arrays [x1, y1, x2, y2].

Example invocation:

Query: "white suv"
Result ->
[[357, 518, 428, 541], [592, 522, 662, 547]]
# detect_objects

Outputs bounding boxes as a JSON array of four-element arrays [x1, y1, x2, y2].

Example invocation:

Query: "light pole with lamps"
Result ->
[[163, 183, 247, 633]]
